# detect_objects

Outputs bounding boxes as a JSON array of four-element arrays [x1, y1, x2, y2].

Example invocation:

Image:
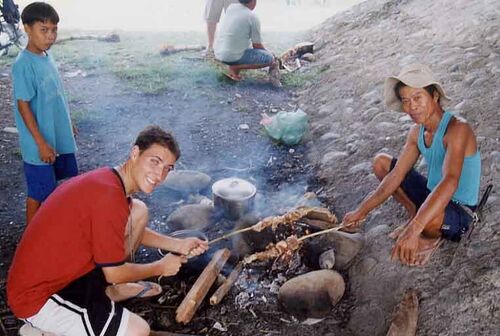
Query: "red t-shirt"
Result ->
[[7, 168, 130, 318]]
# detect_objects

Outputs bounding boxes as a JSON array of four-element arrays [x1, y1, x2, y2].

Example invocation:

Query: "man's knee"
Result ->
[[124, 312, 150, 336], [373, 153, 393, 177], [131, 198, 149, 224]]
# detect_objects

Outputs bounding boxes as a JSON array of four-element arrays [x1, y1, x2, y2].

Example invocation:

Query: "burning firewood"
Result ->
[[175, 249, 230, 324], [209, 262, 243, 305]]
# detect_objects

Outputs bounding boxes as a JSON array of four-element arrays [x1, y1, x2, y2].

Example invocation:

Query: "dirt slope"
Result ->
[[298, 0, 499, 335]]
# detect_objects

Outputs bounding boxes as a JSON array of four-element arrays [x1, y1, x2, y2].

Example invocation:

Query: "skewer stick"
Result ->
[[208, 226, 255, 245], [297, 221, 361, 241]]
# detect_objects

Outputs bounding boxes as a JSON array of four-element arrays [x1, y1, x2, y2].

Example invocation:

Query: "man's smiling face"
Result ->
[[130, 143, 176, 194]]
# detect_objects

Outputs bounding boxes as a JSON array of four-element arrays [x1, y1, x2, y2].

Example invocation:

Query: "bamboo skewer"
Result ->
[[209, 206, 337, 245], [298, 221, 362, 241], [208, 226, 255, 245]]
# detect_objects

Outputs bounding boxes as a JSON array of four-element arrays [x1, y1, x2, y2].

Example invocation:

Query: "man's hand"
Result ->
[[72, 124, 79, 137], [38, 141, 57, 164], [177, 238, 209, 257], [342, 209, 366, 232], [391, 225, 419, 265], [156, 253, 187, 277]]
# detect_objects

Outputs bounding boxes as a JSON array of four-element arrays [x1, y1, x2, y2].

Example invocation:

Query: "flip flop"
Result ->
[[224, 72, 241, 82], [106, 281, 162, 302], [133, 281, 162, 299]]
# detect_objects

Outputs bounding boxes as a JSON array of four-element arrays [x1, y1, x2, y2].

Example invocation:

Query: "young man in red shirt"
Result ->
[[8, 125, 208, 336]]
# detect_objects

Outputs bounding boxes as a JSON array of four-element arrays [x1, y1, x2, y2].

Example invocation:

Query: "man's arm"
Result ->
[[101, 253, 186, 284], [344, 126, 421, 224], [17, 100, 56, 163], [141, 228, 208, 256]]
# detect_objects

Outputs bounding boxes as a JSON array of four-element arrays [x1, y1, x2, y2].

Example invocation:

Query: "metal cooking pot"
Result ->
[[212, 177, 256, 220]]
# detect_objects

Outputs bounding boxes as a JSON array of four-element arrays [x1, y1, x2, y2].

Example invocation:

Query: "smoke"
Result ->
[[16, 0, 364, 32]]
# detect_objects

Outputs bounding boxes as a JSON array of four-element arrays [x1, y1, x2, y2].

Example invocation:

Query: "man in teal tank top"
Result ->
[[343, 63, 481, 267]]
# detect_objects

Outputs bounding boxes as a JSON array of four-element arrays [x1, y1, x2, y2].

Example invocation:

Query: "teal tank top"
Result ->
[[417, 111, 481, 206]]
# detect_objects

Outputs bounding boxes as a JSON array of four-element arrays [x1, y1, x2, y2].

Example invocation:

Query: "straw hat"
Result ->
[[384, 63, 451, 112]]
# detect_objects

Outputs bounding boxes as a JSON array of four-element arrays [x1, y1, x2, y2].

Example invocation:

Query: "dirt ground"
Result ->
[[1, 0, 499, 335], [0, 33, 349, 335]]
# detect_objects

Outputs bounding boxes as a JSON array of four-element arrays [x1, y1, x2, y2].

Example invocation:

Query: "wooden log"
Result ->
[[209, 262, 243, 305], [386, 289, 419, 336], [175, 248, 230, 324]]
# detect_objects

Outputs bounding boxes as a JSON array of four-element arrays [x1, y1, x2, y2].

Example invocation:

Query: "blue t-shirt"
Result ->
[[12, 49, 76, 165]]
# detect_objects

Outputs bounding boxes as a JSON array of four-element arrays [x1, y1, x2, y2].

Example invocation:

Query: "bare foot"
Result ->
[[224, 72, 242, 81], [410, 237, 443, 266], [105, 281, 162, 302], [389, 224, 407, 240]]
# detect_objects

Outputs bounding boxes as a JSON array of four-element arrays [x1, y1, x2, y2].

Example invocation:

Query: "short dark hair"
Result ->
[[395, 81, 438, 101], [21, 2, 59, 26], [134, 125, 181, 160]]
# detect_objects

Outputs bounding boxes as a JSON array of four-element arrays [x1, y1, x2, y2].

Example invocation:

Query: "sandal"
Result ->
[[106, 281, 162, 302]]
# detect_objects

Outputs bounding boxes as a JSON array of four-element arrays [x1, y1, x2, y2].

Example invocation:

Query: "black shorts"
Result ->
[[390, 158, 474, 242], [25, 268, 128, 336]]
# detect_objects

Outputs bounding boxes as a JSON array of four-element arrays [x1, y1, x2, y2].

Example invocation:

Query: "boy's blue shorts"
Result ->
[[23, 153, 78, 202], [390, 158, 474, 242], [222, 48, 274, 66]]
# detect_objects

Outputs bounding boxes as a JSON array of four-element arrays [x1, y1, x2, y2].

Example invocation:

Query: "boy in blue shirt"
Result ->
[[12, 2, 78, 224]]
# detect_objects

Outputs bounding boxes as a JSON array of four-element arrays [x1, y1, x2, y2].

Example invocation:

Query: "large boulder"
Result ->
[[164, 170, 211, 194], [278, 270, 345, 318], [167, 203, 215, 231]]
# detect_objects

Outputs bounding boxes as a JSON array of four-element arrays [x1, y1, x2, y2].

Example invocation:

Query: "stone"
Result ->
[[278, 270, 345, 318], [301, 53, 316, 62], [319, 249, 336, 269], [325, 231, 364, 270], [164, 170, 211, 193], [321, 151, 348, 165], [349, 161, 372, 174], [166, 203, 215, 231]]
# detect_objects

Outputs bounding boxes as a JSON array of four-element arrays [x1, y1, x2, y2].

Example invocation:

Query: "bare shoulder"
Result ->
[[445, 115, 477, 153], [406, 124, 420, 143], [447, 115, 475, 136]]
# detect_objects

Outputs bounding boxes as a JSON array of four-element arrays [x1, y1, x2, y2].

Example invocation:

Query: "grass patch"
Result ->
[[70, 108, 94, 122], [281, 69, 318, 88]]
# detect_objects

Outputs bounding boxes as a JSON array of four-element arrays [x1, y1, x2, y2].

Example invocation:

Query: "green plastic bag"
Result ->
[[262, 109, 308, 145]]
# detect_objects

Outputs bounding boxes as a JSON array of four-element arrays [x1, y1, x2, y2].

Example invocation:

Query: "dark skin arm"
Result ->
[[391, 119, 476, 264], [17, 100, 56, 163], [343, 125, 421, 227]]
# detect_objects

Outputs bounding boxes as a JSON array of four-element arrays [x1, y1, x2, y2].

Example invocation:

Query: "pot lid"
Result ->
[[212, 177, 256, 200]]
